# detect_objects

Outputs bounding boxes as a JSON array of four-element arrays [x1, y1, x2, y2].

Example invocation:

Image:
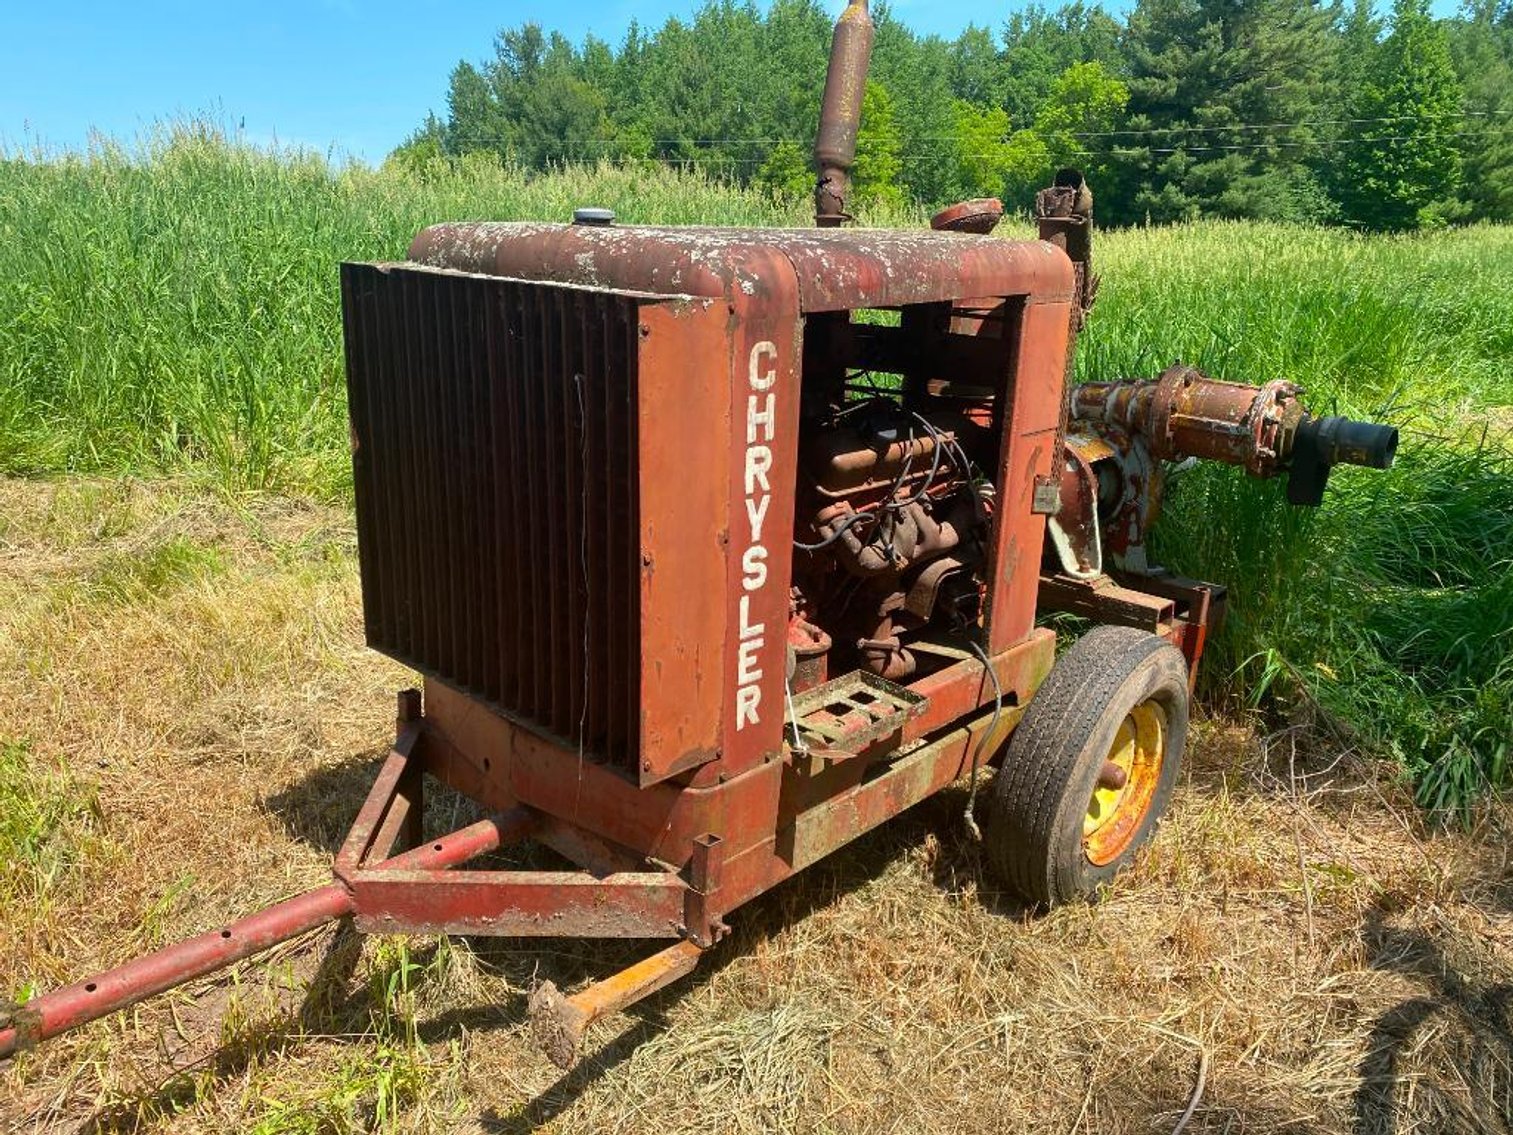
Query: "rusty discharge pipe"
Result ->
[[1071, 366, 1305, 477], [814, 0, 874, 226], [1072, 365, 1398, 504]]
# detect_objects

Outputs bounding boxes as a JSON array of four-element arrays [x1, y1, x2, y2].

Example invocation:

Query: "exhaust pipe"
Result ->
[[814, 0, 874, 227]]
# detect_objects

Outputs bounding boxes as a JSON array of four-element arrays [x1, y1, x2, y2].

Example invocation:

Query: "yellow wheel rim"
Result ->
[[1083, 701, 1165, 867]]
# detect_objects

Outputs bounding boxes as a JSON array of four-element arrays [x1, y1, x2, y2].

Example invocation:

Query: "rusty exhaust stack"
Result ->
[[1036, 168, 1097, 323], [814, 0, 874, 227]]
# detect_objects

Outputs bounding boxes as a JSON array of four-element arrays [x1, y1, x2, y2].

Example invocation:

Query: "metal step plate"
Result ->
[[787, 671, 927, 759]]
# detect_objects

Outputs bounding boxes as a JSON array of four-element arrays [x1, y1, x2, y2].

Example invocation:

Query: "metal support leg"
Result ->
[[527, 940, 706, 1068], [684, 832, 728, 947], [390, 688, 426, 854]]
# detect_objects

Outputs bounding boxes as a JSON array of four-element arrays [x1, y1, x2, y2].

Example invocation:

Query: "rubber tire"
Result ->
[[984, 625, 1189, 907]]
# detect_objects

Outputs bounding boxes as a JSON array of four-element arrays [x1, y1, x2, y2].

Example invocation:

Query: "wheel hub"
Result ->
[[1083, 701, 1165, 866]]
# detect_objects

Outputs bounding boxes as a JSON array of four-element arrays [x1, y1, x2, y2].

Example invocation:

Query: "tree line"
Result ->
[[392, 0, 1513, 229]]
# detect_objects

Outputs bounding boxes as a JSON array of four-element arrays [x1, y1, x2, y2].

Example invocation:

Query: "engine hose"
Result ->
[[793, 507, 876, 551]]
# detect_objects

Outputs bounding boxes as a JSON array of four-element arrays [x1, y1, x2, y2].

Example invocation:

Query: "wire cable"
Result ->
[[962, 636, 1003, 842], [438, 110, 1513, 150], [793, 507, 876, 551], [794, 403, 948, 553], [883, 415, 946, 511]]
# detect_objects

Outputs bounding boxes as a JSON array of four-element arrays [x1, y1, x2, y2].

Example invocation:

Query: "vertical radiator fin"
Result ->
[[342, 264, 642, 770]]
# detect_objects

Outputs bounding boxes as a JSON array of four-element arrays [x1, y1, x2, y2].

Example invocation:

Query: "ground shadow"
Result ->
[[1172, 724, 1513, 1133], [78, 922, 366, 1133], [475, 1015, 662, 1133], [70, 743, 978, 1131], [262, 748, 390, 856], [114, 714, 1513, 1132], [1352, 900, 1513, 1135], [436, 785, 1034, 1129]]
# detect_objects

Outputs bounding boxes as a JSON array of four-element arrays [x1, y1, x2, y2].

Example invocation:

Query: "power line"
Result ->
[[1070, 128, 1507, 156], [436, 108, 1513, 150], [439, 123, 1512, 164], [1073, 110, 1513, 138]]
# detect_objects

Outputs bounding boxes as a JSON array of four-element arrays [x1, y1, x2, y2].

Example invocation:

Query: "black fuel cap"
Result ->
[[572, 207, 615, 226]]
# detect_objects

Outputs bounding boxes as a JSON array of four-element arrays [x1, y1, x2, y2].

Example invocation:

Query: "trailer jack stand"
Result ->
[[528, 939, 707, 1068]]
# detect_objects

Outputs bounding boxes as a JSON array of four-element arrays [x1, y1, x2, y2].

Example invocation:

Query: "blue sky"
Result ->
[[0, 1, 992, 164], [2, 1, 1462, 164]]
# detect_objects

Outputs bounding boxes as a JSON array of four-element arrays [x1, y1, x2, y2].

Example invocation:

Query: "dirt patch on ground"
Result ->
[[0, 477, 1510, 1134]]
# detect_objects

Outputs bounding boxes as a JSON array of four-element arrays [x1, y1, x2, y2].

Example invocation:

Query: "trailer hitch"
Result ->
[[0, 695, 713, 1067], [0, 811, 522, 1060]]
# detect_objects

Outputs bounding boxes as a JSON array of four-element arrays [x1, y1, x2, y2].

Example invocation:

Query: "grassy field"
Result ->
[[1, 127, 1508, 807], [0, 478, 1511, 1133], [0, 131, 1510, 1130]]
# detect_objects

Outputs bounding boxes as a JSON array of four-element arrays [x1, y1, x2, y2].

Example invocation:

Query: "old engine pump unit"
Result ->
[[1, 0, 1397, 1069]]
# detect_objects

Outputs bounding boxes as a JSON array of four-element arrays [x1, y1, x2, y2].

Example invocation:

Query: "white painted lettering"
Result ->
[[737, 637, 765, 685], [741, 545, 768, 591], [735, 339, 781, 732], [738, 594, 765, 641], [749, 341, 778, 390], [744, 493, 771, 543], [747, 392, 775, 444], [744, 445, 772, 496], [736, 684, 762, 730]]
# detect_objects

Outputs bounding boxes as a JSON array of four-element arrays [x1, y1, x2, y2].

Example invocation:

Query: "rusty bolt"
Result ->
[[1097, 760, 1128, 791]]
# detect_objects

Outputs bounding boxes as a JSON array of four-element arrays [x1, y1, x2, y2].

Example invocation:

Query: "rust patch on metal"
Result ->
[[931, 198, 1005, 235], [406, 223, 1076, 313]]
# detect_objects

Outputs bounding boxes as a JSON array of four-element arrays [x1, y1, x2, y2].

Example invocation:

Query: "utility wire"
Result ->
[[436, 123, 1513, 168], [438, 108, 1513, 149], [435, 125, 1512, 168]]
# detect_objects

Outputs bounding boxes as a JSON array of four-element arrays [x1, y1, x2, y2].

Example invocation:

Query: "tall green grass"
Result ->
[[1099, 225, 1513, 811], [0, 127, 1508, 808], [0, 125, 914, 495]]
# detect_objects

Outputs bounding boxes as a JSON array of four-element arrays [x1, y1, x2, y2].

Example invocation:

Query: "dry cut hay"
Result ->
[[0, 476, 1510, 1134]]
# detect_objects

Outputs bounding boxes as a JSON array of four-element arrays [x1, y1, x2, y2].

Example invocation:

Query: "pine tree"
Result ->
[[950, 25, 1004, 106], [1336, 0, 1463, 229], [1446, 0, 1513, 221], [1110, 0, 1338, 224], [999, 3, 1125, 131], [404, 0, 1505, 220], [444, 62, 508, 158]]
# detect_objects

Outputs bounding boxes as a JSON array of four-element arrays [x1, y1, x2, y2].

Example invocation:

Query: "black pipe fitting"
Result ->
[[1287, 415, 1400, 506]]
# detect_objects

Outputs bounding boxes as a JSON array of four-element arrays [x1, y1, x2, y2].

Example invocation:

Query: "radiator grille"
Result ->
[[341, 264, 641, 768]]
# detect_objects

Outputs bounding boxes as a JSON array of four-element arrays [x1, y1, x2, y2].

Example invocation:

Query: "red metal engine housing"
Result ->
[[339, 223, 1078, 937]]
